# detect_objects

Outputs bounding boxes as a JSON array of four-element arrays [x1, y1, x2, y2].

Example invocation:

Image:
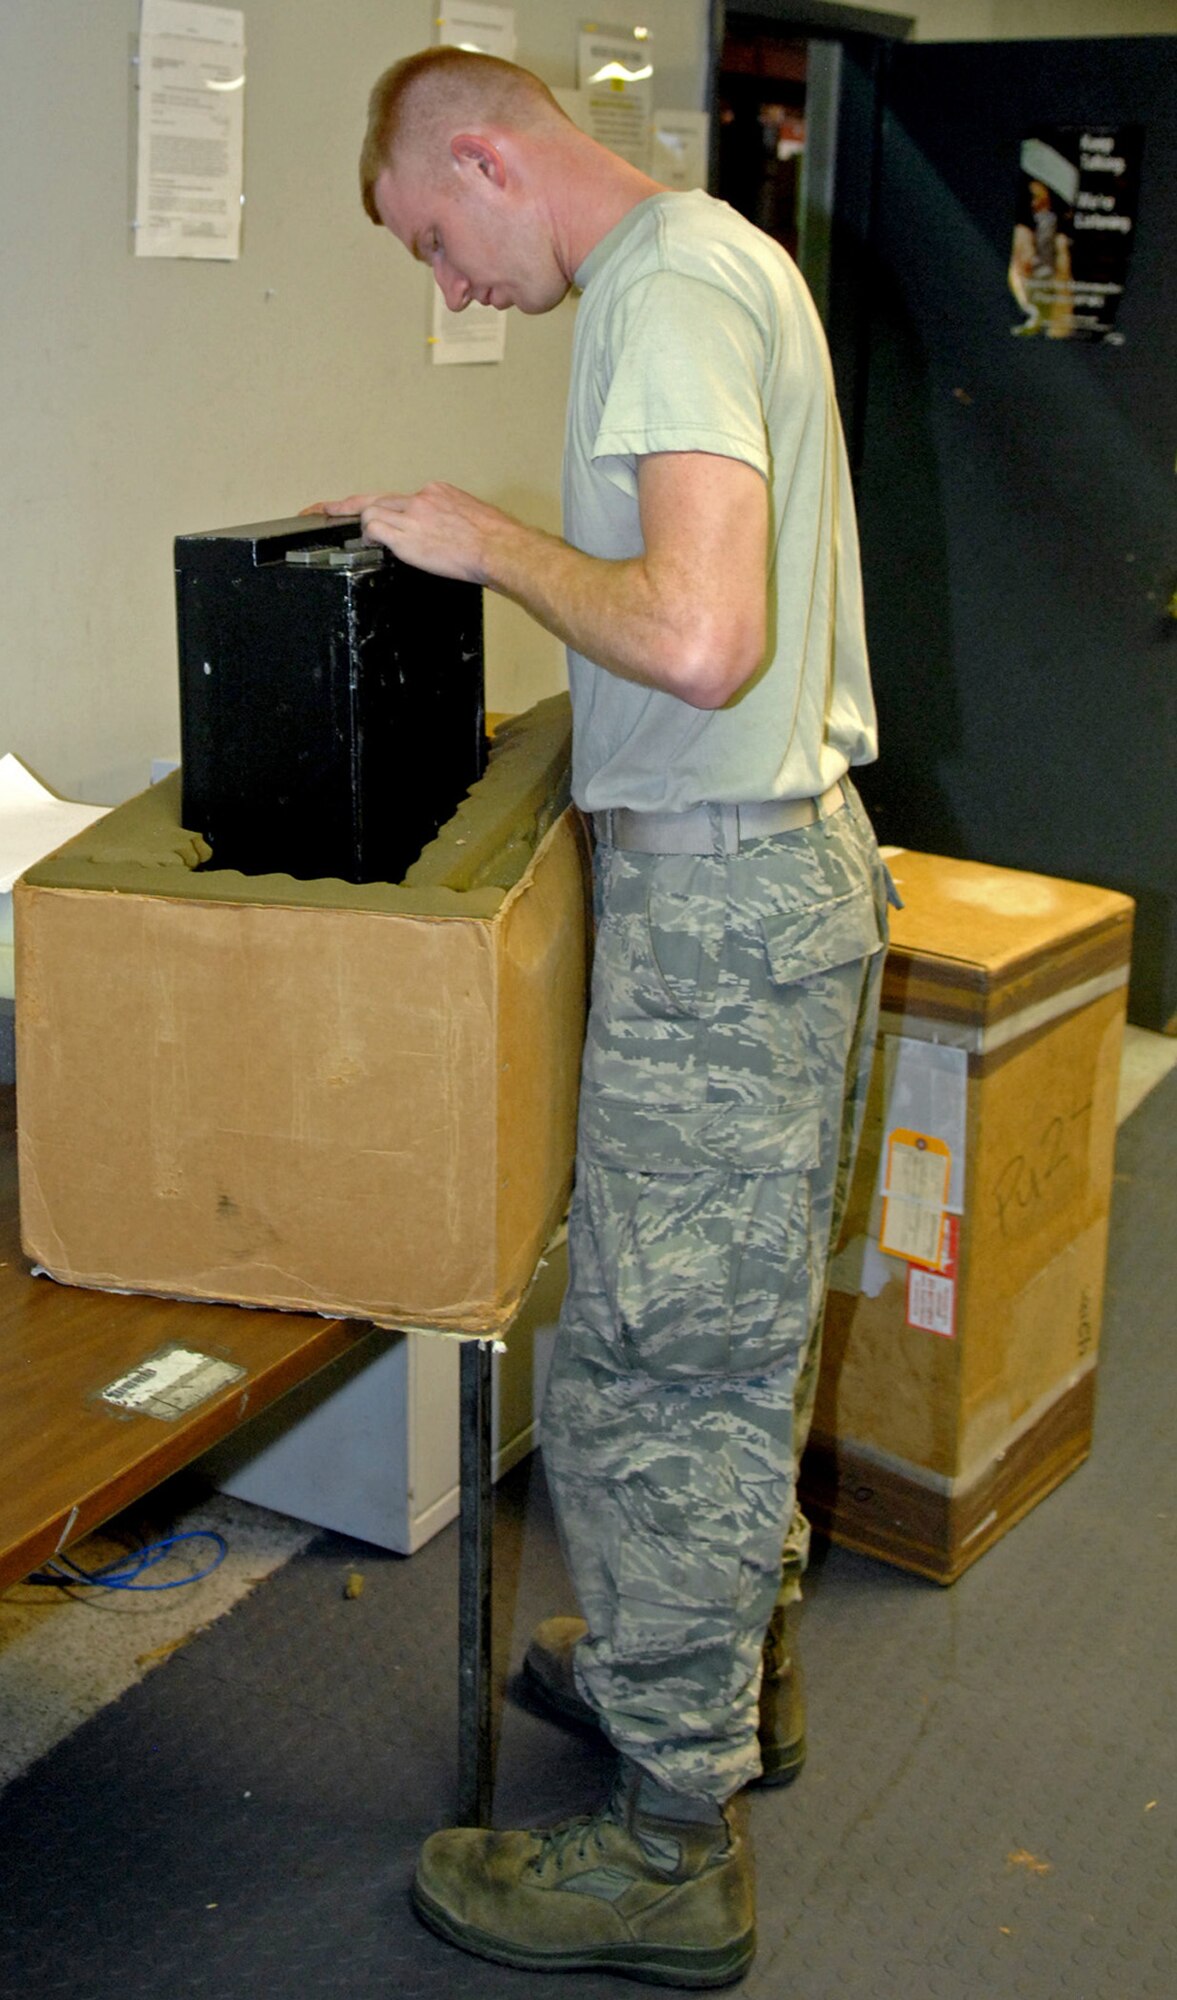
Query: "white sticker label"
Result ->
[[905, 1217, 959, 1338], [907, 1265, 956, 1337], [101, 1346, 245, 1421]]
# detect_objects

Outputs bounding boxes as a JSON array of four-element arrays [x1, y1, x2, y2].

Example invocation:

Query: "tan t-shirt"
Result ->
[[564, 190, 877, 813]]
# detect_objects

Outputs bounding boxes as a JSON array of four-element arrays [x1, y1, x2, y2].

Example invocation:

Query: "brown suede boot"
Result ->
[[522, 1606, 806, 1788], [756, 1601, 806, 1786], [411, 1765, 756, 1988]]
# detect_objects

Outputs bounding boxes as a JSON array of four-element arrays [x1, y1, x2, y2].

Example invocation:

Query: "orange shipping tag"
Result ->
[[879, 1129, 952, 1268]]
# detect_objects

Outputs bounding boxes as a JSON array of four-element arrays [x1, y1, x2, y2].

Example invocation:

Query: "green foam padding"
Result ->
[[23, 695, 573, 919]]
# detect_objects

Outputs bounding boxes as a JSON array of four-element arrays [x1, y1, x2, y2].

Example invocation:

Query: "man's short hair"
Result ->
[[360, 47, 566, 222]]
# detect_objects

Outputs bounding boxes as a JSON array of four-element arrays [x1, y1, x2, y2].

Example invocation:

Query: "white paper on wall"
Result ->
[[436, 3, 517, 60], [134, 2, 246, 260], [577, 27, 654, 171], [430, 288, 507, 366], [651, 110, 709, 191]]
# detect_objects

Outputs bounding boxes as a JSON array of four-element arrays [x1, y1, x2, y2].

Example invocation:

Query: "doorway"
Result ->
[[709, 3, 911, 461], [715, 25, 809, 264]]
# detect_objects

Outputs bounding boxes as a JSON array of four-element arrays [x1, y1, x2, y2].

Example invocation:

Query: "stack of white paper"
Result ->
[[0, 755, 111, 1001]]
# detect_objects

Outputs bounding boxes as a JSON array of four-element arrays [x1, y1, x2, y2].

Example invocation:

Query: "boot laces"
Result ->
[[527, 1811, 610, 1876]]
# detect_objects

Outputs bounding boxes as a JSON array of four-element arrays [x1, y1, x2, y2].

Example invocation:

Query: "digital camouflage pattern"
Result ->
[[542, 786, 889, 1802]]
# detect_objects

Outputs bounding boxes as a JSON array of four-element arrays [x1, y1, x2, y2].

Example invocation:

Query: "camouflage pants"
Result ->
[[542, 785, 888, 1802]]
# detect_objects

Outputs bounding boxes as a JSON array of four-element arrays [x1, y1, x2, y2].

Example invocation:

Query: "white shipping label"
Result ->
[[907, 1264, 956, 1338], [101, 1345, 246, 1421], [880, 1193, 945, 1268]]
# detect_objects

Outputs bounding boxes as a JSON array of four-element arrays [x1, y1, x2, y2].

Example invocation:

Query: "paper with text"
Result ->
[[135, 2, 245, 260]]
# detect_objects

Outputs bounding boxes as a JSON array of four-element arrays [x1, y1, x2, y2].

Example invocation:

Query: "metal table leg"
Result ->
[[457, 1337, 494, 1826]]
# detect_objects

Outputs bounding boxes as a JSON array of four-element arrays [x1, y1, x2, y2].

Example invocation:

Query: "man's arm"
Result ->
[[312, 451, 768, 711]]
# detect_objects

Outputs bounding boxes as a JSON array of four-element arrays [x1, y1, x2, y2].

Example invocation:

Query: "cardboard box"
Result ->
[[800, 849, 1133, 1583], [15, 697, 589, 1335]]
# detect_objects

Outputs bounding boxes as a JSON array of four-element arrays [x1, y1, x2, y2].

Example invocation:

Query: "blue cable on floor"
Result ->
[[27, 1530, 228, 1592]]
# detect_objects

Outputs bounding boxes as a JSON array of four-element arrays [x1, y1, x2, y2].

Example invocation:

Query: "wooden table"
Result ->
[[0, 1084, 497, 1823]]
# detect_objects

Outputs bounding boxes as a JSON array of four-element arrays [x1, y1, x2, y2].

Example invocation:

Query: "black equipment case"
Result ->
[[175, 514, 485, 884]]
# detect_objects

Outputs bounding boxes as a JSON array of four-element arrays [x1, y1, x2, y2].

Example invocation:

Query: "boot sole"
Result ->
[[520, 1658, 806, 1788], [411, 1878, 756, 1989]]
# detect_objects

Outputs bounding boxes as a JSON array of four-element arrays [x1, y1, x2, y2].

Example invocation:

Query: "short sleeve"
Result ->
[[591, 271, 770, 478]]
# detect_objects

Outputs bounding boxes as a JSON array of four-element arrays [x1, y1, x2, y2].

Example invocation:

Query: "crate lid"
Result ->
[[881, 849, 1134, 1035]]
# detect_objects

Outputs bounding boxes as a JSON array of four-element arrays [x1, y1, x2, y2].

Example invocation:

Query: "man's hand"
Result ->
[[356, 484, 519, 587], [299, 484, 512, 587], [299, 450, 768, 710], [298, 494, 383, 519]]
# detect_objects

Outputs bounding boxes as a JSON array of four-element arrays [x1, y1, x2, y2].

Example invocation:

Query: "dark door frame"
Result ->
[[707, 1, 913, 466]]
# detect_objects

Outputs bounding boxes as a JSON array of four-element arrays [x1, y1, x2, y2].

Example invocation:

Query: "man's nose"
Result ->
[[437, 263, 470, 312]]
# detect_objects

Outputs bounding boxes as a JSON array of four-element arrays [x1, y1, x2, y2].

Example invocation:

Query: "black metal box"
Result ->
[[176, 515, 485, 884]]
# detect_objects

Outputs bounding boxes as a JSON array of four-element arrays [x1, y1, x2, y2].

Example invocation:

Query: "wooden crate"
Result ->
[[800, 850, 1133, 1583]]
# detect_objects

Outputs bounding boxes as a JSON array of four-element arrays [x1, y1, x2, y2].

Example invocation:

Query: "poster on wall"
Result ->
[[1008, 126, 1143, 342], [577, 24, 654, 171], [134, 1, 245, 260]]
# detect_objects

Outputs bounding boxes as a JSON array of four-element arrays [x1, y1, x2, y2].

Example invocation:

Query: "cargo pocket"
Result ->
[[590, 852, 720, 1030], [760, 880, 885, 989], [586, 1102, 821, 1382]]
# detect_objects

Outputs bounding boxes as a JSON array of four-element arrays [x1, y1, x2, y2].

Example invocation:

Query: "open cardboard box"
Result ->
[[15, 696, 589, 1334]]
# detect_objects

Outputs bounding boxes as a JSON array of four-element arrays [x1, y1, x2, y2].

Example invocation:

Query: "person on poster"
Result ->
[[307, 47, 887, 1987], [1009, 174, 1075, 337]]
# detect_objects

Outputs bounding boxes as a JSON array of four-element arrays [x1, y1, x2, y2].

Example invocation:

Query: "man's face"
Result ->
[[373, 158, 570, 317]]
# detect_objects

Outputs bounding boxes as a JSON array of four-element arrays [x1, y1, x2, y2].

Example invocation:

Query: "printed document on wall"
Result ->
[[651, 111, 710, 191], [431, 288, 507, 366], [577, 27, 653, 171], [436, 3, 517, 60], [135, 2, 245, 260]]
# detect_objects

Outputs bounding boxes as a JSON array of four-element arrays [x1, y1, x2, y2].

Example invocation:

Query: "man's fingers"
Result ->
[[321, 496, 375, 516], [297, 493, 387, 520]]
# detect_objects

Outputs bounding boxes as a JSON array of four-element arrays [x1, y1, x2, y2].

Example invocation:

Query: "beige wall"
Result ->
[[2, 1, 1170, 805], [0, 0, 710, 804]]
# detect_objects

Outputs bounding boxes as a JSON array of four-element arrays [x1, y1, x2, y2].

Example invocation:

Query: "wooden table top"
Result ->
[[0, 1085, 370, 1592]]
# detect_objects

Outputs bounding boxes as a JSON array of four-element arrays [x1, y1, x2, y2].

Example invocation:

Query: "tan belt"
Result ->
[[593, 780, 846, 855]]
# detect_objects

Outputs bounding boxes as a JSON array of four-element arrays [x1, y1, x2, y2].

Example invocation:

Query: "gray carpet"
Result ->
[[0, 1069, 1173, 2000]]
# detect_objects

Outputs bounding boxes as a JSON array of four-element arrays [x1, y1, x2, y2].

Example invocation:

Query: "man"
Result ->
[[315, 46, 889, 1989]]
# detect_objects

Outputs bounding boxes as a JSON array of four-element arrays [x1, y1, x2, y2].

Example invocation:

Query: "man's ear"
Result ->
[[450, 133, 506, 187]]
